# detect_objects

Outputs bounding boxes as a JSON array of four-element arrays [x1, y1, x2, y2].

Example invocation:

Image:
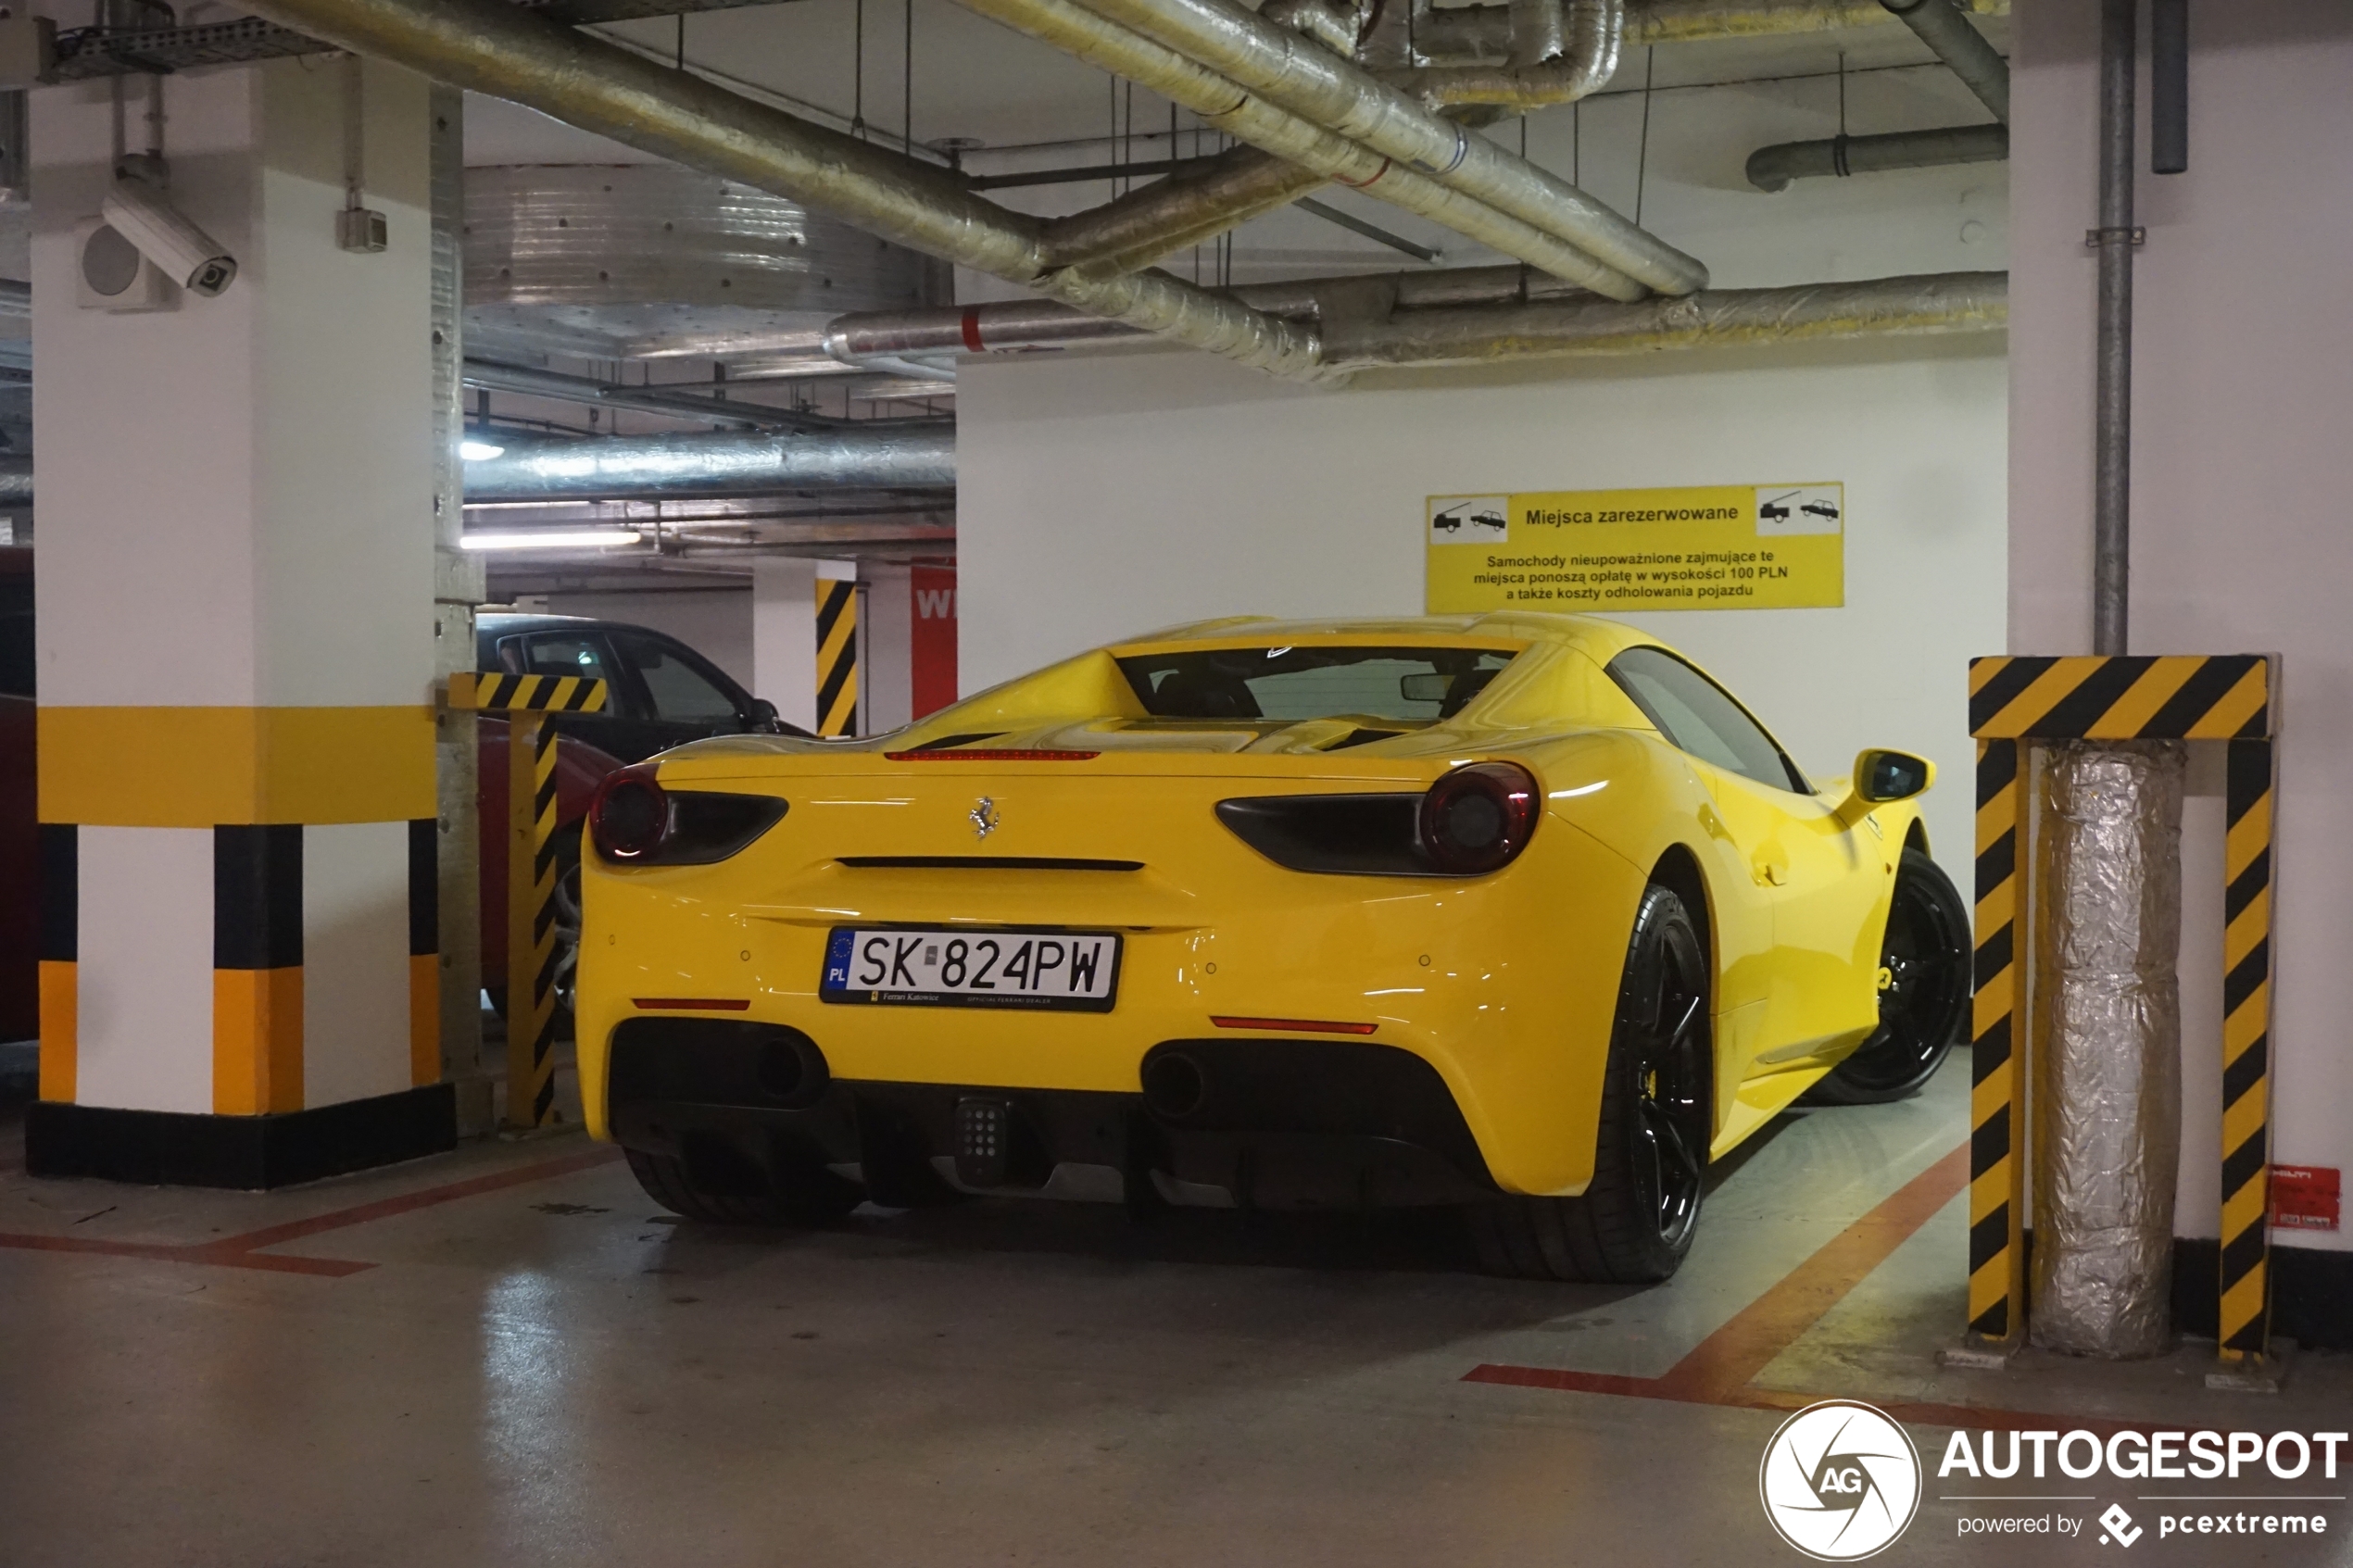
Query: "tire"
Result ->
[[624, 1145, 863, 1226], [1467, 884, 1714, 1284], [1806, 847, 1972, 1106], [486, 832, 582, 1042]]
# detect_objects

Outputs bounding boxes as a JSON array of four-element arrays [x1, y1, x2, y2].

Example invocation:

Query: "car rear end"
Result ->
[[575, 730, 1649, 1211]]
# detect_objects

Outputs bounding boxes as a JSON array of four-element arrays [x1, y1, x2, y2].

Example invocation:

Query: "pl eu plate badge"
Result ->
[[824, 928, 857, 993]]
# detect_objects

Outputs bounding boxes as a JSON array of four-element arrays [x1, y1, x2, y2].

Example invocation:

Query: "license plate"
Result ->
[[820, 926, 1122, 1011]]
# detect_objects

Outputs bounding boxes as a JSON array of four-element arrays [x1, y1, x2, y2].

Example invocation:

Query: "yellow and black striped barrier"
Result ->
[[816, 577, 860, 737], [1967, 654, 2278, 1362], [1968, 736, 2023, 1342], [448, 671, 609, 1130], [2221, 735, 2276, 1361]]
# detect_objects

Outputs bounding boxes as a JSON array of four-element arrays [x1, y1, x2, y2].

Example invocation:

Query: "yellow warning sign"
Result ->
[[1425, 483, 1845, 614]]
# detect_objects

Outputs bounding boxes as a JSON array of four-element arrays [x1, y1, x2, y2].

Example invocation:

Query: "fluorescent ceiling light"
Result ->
[[459, 528, 642, 551], [459, 440, 507, 460]]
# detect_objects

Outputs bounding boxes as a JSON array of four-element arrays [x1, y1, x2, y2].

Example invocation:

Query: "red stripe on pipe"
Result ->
[[961, 307, 986, 354]]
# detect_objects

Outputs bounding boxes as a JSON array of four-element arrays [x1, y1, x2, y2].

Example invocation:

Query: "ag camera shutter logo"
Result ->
[[1759, 1399, 1922, 1560]]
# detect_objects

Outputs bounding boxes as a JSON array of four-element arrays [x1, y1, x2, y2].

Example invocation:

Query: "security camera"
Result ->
[[100, 176, 237, 297]]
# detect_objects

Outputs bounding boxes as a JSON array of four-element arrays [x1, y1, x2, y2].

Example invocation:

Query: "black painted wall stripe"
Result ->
[[408, 818, 437, 959], [37, 823, 75, 963], [2139, 656, 2259, 738], [215, 824, 303, 971]]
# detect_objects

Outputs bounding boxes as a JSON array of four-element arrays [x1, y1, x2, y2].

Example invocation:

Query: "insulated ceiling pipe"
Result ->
[[459, 423, 958, 501], [0, 426, 959, 508], [1056, 0, 1705, 293], [1315, 269, 2006, 368], [952, 0, 1655, 299], [1744, 122, 2007, 192], [1879, 0, 2008, 122], [1383, 0, 1629, 109], [460, 358, 856, 430], [1366, 0, 2006, 63], [830, 269, 2007, 365], [241, 0, 1327, 381], [1036, 144, 1328, 272]]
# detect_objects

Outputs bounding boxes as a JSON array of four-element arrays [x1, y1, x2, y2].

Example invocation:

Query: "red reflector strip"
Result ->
[[633, 998, 752, 1011], [1211, 1015, 1378, 1035], [883, 748, 1101, 761]]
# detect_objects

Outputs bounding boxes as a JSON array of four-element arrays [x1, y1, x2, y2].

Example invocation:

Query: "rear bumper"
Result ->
[[606, 1018, 1496, 1210]]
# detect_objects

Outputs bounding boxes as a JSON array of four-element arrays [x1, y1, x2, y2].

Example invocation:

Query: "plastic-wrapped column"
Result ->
[[2030, 741, 2184, 1359]]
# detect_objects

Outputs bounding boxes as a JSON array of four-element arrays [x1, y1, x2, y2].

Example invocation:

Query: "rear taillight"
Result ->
[[589, 765, 670, 860], [589, 768, 787, 866], [1418, 761, 1539, 874]]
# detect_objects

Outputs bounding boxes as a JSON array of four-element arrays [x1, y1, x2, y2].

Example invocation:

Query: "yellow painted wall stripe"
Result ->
[[409, 952, 439, 1089], [37, 960, 75, 1103], [211, 966, 305, 1115], [39, 706, 434, 827], [2090, 659, 2202, 737]]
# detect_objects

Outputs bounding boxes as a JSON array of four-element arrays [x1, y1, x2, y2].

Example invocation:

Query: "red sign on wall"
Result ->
[[912, 561, 957, 720], [2270, 1165, 2341, 1232]]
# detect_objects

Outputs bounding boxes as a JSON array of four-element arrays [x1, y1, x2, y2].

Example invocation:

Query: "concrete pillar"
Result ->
[[751, 558, 817, 733], [28, 60, 451, 1186], [753, 558, 871, 734], [863, 562, 912, 735]]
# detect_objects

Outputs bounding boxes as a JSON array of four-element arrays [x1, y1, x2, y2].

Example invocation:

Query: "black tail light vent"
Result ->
[[1214, 793, 1428, 876], [590, 767, 787, 866], [1217, 763, 1540, 878]]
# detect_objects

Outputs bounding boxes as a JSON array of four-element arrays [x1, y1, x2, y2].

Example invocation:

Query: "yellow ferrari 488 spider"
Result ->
[[573, 613, 1969, 1282]]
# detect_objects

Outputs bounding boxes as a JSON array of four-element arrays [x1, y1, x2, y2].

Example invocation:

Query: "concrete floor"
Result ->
[[2, 1058, 2347, 1567]]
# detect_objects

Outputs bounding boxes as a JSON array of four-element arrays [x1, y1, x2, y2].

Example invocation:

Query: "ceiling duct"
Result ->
[[243, 0, 1329, 381], [825, 268, 2006, 366], [463, 164, 952, 362], [460, 423, 957, 502]]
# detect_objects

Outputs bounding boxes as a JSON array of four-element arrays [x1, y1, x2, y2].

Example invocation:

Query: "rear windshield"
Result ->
[[1115, 646, 1516, 722]]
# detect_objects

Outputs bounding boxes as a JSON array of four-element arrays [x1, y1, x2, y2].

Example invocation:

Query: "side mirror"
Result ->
[[746, 697, 782, 734], [1852, 747, 1935, 805]]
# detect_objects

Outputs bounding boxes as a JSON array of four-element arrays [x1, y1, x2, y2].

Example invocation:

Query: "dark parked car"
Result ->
[[473, 614, 799, 1028], [476, 612, 796, 763]]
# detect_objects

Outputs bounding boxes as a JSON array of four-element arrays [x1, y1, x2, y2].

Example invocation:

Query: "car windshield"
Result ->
[[1115, 645, 1517, 722]]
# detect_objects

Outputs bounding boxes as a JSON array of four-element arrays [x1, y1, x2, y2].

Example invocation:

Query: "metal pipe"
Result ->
[[460, 358, 856, 429], [952, 0, 1655, 299], [240, 0, 1328, 381], [830, 268, 2006, 364], [0, 278, 25, 316], [0, 455, 31, 508], [1058, 0, 1706, 293], [2151, 0, 2187, 174], [2094, 0, 2133, 655], [1745, 122, 2006, 192], [459, 424, 958, 501], [1879, 0, 2007, 122], [1384, 0, 1627, 109], [1318, 270, 2005, 367], [1629, 0, 2005, 43], [1037, 144, 1327, 270]]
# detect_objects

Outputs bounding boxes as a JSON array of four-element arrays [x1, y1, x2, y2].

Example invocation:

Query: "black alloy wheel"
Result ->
[[1468, 884, 1714, 1283], [1806, 847, 1972, 1106]]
